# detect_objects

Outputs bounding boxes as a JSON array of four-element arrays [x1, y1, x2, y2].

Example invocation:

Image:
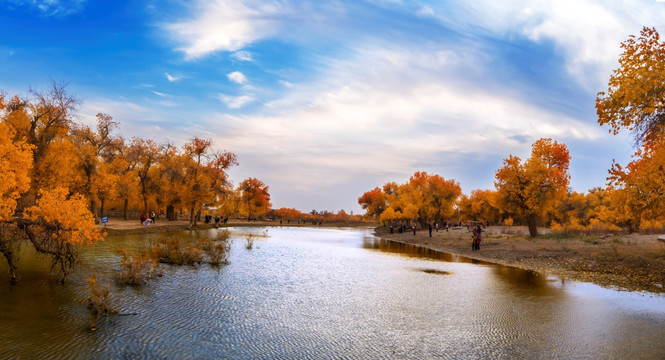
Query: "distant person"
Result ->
[[412, 225, 416, 236], [472, 225, 481, 250], [150, 211, 156, 224], [435, 223, 439, 232], [428, 223, 432, 237], [390, 225, 394, 234]]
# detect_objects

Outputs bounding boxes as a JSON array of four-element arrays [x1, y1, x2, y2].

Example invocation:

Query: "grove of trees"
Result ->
[[359, 27, 665, 237], [0, 82, 272, 282]]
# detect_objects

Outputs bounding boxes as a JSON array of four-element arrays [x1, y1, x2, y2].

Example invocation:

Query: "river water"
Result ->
[[1, 227, 665, 359]]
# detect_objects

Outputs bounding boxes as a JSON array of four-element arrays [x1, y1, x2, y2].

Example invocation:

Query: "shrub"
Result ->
[[86, 274, 117, 330], [153, 236, 204, 266], [199, 230, 232, 266], [113, 248, 162, 286]]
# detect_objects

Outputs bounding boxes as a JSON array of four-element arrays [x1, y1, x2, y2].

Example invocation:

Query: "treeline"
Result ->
[[0, 82, 271, 282], [270, 207, 362, 223], [360, 27, 665, 237]]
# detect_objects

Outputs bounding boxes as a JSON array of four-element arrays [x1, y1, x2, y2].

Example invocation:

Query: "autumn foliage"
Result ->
[[494, 138, 571, 237], [596, 27, 665, 147], [0, 82, 244, 282]]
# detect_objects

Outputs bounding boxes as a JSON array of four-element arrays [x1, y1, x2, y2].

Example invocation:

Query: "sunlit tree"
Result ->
[[494, 138, 571, 236]]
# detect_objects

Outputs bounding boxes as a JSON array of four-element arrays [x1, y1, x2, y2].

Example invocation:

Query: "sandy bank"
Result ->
[[373, 225, 665, 294]]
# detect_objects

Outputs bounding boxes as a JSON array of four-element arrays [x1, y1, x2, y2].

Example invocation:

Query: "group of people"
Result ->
[[388, 220, 485, 251], [139, 212, 156, 226], [204, 215, 229, 224]]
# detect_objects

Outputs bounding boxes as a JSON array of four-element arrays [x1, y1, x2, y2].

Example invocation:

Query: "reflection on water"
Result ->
[[1, 227, 664, 359], [363, 237, 489, 264]]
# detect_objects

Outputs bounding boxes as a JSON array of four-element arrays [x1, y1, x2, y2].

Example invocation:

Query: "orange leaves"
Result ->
[[360, 171, 461, 224], [25, 188, 105, 245], [0, 122, 33, 220], [494, 138, 571, 236], [596, 26, 665, 146], [358, 187, 387, 219], [239, 177, 272, 219]]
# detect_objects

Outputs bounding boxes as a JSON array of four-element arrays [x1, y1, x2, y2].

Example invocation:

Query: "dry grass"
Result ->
[[113, 248, 163, 286], [152, 236, 204, 266], [86, 274, 118, 331], [199, 230, 232, 266]]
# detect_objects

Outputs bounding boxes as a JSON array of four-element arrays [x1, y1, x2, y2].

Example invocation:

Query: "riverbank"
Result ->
[[98, 220, 665, 293], [373, 225, 665, 293], [97, 218, 370, 235]]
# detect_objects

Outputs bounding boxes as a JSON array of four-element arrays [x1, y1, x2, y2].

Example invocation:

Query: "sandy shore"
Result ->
[[373, 225, 665, 294]]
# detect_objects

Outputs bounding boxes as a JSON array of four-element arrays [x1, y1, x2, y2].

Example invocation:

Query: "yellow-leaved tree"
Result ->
[[596, 27, 665, 147], [494, 138, 570, 237], [1, 83, 105, 282]]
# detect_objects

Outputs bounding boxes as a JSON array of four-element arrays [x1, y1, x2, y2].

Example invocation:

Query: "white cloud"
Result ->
[[165, 72, 181, 82], [7, 0, 86, 16], [151, 91, 170, 97], [227, 71, 248, 84], [165, 0, 287, 59], [208, 44, 604, 201], [231, 50, 253, 61], [279, 80, 293, 88], [431, 0, 665, 89], [219, 94, 255, 108], [417, 5, 434, 17]]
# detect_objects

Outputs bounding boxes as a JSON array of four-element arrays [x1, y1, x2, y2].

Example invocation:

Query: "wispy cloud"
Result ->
[[231, 50, 253, 61], [227, 71, 248, 84], [165, 72, 181, 82], [6, 0, 86, 16], [151, 91, 170, 98], [219, 94, 254, 109], [429, 0, 665, 88]]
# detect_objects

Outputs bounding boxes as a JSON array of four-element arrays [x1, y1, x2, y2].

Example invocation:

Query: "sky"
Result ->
[[1, 0, 665, 214]]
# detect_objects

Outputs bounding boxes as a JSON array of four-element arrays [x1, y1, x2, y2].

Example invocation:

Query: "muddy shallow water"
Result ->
[[1, 227, 664, 359]]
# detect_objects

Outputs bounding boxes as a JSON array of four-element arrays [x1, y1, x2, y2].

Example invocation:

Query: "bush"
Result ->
[[113, 248, 162, 286], [199, 230, 232, 266], [153, 237, 204, 266], [86, 274, 117, 330]]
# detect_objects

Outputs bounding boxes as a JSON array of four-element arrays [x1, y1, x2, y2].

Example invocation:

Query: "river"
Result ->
[[1, 227, 664, 359]]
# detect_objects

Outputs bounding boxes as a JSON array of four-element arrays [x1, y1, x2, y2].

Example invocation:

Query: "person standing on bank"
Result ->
[[428, 223, 433, 237]]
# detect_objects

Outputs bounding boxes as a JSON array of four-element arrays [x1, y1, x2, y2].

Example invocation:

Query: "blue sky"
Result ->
[[2, 0, 665, 214]]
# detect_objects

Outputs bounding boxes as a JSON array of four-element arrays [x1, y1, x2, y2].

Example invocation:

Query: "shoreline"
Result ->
[[98, 219, 665, 294], [372, 225, 665, 294], [98, 218, 370, 236]]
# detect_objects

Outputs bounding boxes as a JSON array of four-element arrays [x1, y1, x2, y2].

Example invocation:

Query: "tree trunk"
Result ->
[[123, 198, 129, 220], [527, 215, 539, 237], [99, 198, 105, 218], [142, 195, 148, 215], [166, 205, 175, 221], [90, 198, 99, 224], [188, 205, 197, 229]]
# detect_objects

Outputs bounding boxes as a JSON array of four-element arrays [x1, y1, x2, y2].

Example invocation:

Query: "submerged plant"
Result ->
[[152, 236, 204, 266], [113, 248, 162, 286], [86, 274, 118, 331]]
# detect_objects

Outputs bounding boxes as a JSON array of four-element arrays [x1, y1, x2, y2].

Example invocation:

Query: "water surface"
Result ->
[[1, 227, 664, 359]]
